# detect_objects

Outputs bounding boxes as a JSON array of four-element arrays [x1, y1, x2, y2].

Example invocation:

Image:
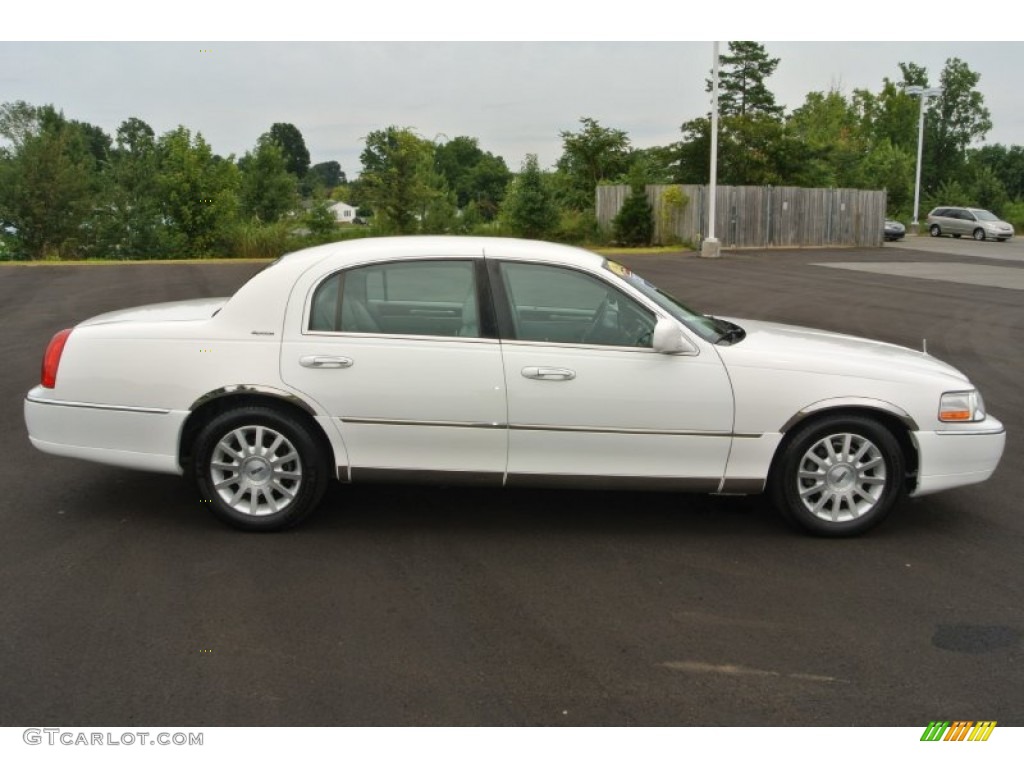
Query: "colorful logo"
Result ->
[[920, 721, 996, 741]]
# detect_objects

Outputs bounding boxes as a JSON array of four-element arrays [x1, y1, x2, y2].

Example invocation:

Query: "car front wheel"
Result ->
[[769, 415, 905, 537], [929, 224, 941, 237], [193, 406, 328, 531], [973, 228, 986, 241]]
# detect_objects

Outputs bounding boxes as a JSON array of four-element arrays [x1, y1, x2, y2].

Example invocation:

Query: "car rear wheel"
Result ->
[[769, 415, 905, 537], [193, 406, 328, 531], [929, 224, 941, 237], [973, 228, 986, 241]]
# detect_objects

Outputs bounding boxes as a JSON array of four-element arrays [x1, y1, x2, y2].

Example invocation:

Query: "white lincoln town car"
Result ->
[[24, 236, 1005, 535]]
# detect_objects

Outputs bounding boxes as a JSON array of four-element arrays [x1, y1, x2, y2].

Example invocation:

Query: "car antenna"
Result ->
[[922, 338, 928, 355]]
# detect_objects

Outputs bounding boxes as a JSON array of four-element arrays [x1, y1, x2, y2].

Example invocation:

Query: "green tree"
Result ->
[[612, 164, 654, 246], [556, 117, 631, 209], [303, 198, 339, 243], [898, 62, 929, 89], [861, 78, 920, 152], [968, 144, 1024, 200], [266, 122, 310, 179], [787, 89, 868, 187], [0, 102, 99, 259], [860, 139, 915, 215], [239, 136, 297, 223], [156, 126, 240, 256], [626, 145, 679, 184], [358, 127, 438, 234], [709, 41, 784, 118], [435, 136, 512, 218], [70, 119, 112, 171], [308, 160, 346, 189], [967, 164, 1009, 213], [102, 117, 175, 258], [502, 154, 559, 239], [679, 113, 796, 186], [923, 58, 993, 191]]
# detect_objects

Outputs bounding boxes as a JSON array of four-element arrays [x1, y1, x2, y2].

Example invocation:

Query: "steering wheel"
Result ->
[[582, 294, 612, 344]]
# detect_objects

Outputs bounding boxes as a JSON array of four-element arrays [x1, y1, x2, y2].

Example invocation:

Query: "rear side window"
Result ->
[[309, 260, 481, 338]]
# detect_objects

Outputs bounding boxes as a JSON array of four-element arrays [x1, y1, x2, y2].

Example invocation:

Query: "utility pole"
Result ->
[[701, 41, 721, 259], [904, 85, 942, 234]]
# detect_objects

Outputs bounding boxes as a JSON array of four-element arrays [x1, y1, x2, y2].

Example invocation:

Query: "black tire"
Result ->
[[929, 224, 941, 237], [973, 228, 986, 241], [769, 415, 905, 537], [193, 406, 329, 531]]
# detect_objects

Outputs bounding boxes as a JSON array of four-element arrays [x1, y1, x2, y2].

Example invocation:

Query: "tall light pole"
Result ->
[[701, 41, 721, 259], [904, 85, 942, 234]]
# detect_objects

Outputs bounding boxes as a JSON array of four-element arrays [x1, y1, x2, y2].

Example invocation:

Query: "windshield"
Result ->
[[971, 209, 999, 222], [604, 260, 726, 343]]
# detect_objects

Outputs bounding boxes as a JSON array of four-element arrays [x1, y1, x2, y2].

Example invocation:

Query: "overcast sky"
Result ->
[[4, 8, 1022, 177]]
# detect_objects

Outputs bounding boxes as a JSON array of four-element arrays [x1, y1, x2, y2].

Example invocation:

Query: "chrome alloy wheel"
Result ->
[[795, 432, 887, 523], [209, 425, 303, 516]]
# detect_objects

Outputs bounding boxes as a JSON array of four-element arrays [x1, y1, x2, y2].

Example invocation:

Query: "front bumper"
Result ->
[[910, 416, 1006, 496]]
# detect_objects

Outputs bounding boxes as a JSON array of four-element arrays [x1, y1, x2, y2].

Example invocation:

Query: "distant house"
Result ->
[[327, 201, 358, 223]]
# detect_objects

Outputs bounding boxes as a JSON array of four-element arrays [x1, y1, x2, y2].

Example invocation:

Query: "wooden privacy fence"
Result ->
[[596, 184, 888, 248]]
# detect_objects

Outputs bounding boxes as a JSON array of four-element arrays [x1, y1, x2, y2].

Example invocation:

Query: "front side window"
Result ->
[[605, 260, 724, 342], [498, 262, 654, 348], [309, 259, 480, 338]]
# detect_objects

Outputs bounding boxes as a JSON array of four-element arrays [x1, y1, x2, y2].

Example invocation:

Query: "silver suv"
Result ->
[[927, 207, 1014, 242]]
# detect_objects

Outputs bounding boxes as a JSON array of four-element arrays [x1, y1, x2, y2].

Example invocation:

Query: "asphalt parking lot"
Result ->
[[1, 245, 1021, 726], [887, 230, 1024, 262]]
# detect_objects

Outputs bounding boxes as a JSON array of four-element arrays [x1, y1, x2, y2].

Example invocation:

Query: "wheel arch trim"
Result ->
[[180, 385, 349, 479], [188, 384, 318, 417], [779, 397, 919, 434]]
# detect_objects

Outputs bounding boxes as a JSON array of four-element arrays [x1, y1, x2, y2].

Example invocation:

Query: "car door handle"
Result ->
[[521, 366, 576, 381], [299, 355, 353, 369]]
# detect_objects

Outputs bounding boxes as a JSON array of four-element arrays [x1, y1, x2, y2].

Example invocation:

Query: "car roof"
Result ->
[[277, 235, 606, 271], [217, 236, 608, 327]]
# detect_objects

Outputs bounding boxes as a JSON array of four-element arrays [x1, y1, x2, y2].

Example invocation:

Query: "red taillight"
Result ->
[[41, 328, 73, 389]]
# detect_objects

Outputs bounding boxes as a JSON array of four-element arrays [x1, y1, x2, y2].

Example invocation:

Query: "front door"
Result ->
[[492, 260, 734, 489]]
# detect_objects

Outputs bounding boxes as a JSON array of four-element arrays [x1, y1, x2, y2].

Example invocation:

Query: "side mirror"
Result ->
[[652, 317, 698, 355]]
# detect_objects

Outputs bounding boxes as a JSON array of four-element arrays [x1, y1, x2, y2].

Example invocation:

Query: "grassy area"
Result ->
[[0, 257, 274, 267], [593, 245, 692, 255], [1, 243, 694, 267]]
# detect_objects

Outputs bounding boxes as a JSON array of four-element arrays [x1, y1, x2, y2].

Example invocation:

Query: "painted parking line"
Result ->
[[812, 261, 1024, 291]]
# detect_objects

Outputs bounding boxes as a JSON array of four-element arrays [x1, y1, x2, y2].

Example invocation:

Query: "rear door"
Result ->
[[281, 256, 507, 483]]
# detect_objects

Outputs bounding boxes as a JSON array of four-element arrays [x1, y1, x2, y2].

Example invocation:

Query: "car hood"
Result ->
[[715, 318, 970, 386], [78, 298, 229, 327]]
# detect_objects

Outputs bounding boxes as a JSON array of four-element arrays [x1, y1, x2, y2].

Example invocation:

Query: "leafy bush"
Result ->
[[657, 185, 689, 246], [1001, 200, 1024, 231], [501, 154, 560, 239], [612, 187, 653, 246], [223, 218, 292, 259], [555, 209, 605, 245]]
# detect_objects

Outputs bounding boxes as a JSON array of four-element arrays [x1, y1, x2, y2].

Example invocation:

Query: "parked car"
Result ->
[[24, 237, 1005, 536], [883, 219, 906, 241], [926, 207, 1015, 241]]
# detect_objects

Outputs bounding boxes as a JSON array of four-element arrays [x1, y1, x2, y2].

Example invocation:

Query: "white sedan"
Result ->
[[24, 236, 1005, 535]]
